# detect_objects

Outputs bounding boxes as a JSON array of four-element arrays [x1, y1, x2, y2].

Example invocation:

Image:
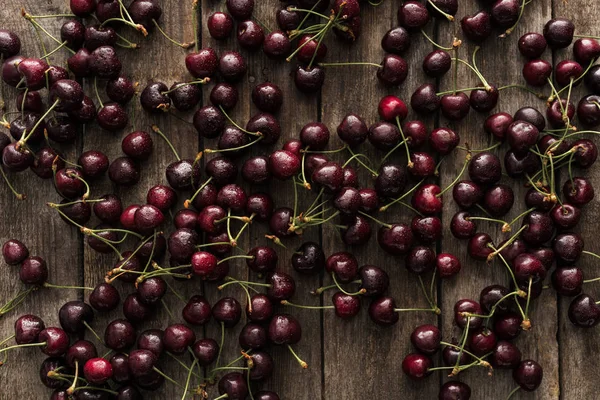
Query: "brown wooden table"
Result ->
[[0, 0, 598, 398]]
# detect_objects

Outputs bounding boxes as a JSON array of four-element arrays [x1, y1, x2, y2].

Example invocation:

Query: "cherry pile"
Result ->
[[0, 0, 600, 399]]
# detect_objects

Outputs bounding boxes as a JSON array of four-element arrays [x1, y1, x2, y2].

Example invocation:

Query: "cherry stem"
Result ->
[[427, 0, 454, 20], [43, 283, 94, 291], [0, 287, 35, 317], [281, 300, 333, 310], [418, 275, 435, 310], [436, 87, 486, 96], [22, 11, 76, 54], [41, 40, 69, 60], [489, 250, 522, 296], [218, 105, 261, 137], [218, 278, 270, 291], [420, 29, 455, 51], [583, 250, 600, 261], [506, 386, 521, 400], [500, 0, 526, 37], [18, 98, 60, 146], [151, 19, 194, 48], [66, 360, 79, 394], [379, 179, 425, 212], [287, 7, 330, 20], [453, 317, 471, 371], [553, 59, 595, 100], [332, 273, 366, 296], [440, 341, 491, 364], [312, 280, 362, 295], [179, 358, 197, 400], [498, 84, 546, 99], [151, 124, 180, 161], [0, 166, 26, 200], [346, 147, 378, 176], [437, 153, 471, 197], [466, 216, 509, 231], [287, 344, 308, 369], [205, 135, 263, 154], [357, 210, 391, 228], [393, 307, 440, 314], [161, 78, 210, 95], [319, 61, 381, 68], [185, 175, 212, 209], [487, 224, 529, 261], [471, 47, 491, 90]]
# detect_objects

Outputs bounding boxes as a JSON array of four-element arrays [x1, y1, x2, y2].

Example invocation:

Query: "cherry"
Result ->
[[137, 329, 164, 356], [116, 385, 143, 400], [411, 324, 441, 355], [84, 25, 117, 51], [423, 50, 451, 78], [378, 223, 413, 255], [468, 151, 501, 185], [89, 45, 121, 79], [461, 10, 492, 43], [237, 20, 264, 50], [108, 157, 140, 186], [513, 359, 543, 391], [128, 349, 157, 378], [269, 207, 294, 238], [218, 372, 249, 400], [191, 251, 218, 278], [2, 55, 25, 87], [410, 84, 439, 115], [494, 313, 523, 340], [563, 177, 594, 206], [168, 82, 201, 111], [569, 293, 600, 327], [454, 299, 483, 329], [213, 297, 242, 328], [398, 1, 430, 30], [59, 301, 93, 334], [166, 159, 202, 190], [405, 246, 436, 275], [412, 184, 443, 215], [168, 228, 199, 263], [490, 0, 520, 28], [381, 27, 410, 54], [13, 314, 45, 344], [439, 381, 471, 400], [252, 82, 283, 113], [9, 113, 45, 143], [269, 150, 300, 181], [293, 64, 325, 93], [2, 239, 29, 265], [246, 193, 273, 221], [83, 358, 113, 385], [68, 96, 97, 123], [181, 295, 211, 326], [574, 38, 600, 64], [555, 60, 584, 87], [368, 121, 400, 150], [246, 112, 281, 144], [123, 293, 155, 324], [519, 32, 547, 59], [359, 189, 379, 214], [47, 66, 69, 86], [210, 82, 238, 110], [194, 106, 224, 138], [552, 266, 583, 296], [551, 203, 581, 230], [67, 48, 91, 78], [268, 313, 302, 346], [492, 341, 522, 369], [78, 151, 109, 180], [368, 296, 399, 326], [128, 0, 163, 30], [17, 58, 49, 90], [544, 18, 574, 49], [58, 200, 91, 226], [312, 161, 344, 193], [185, 48, 218, 79], [161, 324, 195, 355], [239, 323, 268, 350], [480, 284, 510, 315], [300, 122, 330, 149], [468, 327, 497, 357], [16, 90, 43, 113], [89, 282, 120, 311], [40, 357, 69, 389], [208, 11, 234, 40], [19, 256, 48, 285], [520, 211, 554, 246], [452, 181, 482, 209], [402, 353, 432, 380], [483, 184, 514, 216], [107, 75, 135, 104], [102, 319, 136, 352], [140, 81, 170, 112], [263, 30, 292, 60], [577, 96, 600, 127], [121, 131, 153, 161], [376, 54, 408, 86], [219, 51, 247, 82], [66, 339, 98, 368], [192, 338, 219, 366], [244, 246, 276, 274], [499, 239, 528, 267], [375, 163, 407, 197], [553, 233, 584, 263], [522, 59, 552, 87], [137, 277, 167, 305], [0, 29, 20, 57]]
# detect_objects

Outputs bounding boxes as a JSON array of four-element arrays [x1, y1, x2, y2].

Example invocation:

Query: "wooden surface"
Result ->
[[0, 0, 598, 399]]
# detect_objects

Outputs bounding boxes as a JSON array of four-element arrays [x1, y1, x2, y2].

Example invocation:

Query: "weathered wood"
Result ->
[[556, 0, 600, 398], [80, 2, 199, 398], [320, 2, 439, 399], [439, 0, 558, 399], [0, 2, 82, 398]]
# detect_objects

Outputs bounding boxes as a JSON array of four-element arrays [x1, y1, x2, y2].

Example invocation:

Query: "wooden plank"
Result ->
[[320, 2, 439, 399], [555, 1, 600, 398], [0, 1, 82, 398], [439, 0, 558, 399], [80, 2, 199, 398]]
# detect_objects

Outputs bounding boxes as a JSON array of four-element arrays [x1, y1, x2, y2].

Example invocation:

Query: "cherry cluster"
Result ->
[[0, 0, 600, 399]]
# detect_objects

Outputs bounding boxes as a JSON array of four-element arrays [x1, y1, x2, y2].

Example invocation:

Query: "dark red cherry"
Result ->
[[461, 10, 492, 43], [552, 266, 583, 296], [490, 0, 519, 28], [398, 1, 430, 30], [468, 151, 501, 184], [411, 324, 441, 355], [140, 82, 170, 113], [423, 50, 451, 78], [375, 162, 407, 197], [519, 32, 547, 58], [368, 296, 399, 326], [59, 301, 94, 334], [368, 121, 401, 150], [246, 193, 273, 221], [292, 241, 325, 275], [378, 223, 413, 255], [226, 0, 254, 20], [412, 184, 442, 215], [14, 314, 45, 344], [252, 82, 283, 113], [513, 359, 543, 391], [453, 181, 483, 209], [574, 38, 600, 64], [18, 58, 49, 90], [441, 92, 470, 121], [2, 239, 29, 265], [293, 64, 325, 93], [563, 177, 594, 206], [492, 340, 522, 369], [569, 293, 600, 327], [522, 59, 552, 86], [439, 381, 471, 400], [468, 232, 493, 260], [19, 256, 48, 285], [185, 48, 218, 79], [544, 18, 574, 49], [219, 51, 247, 82], [555, 59, 583, 87], [358, 265, 389, 296], [551, 203, 581, 230], [521, 211, 555, 246], [381, 27, 410, 54], [246, 112, 280, 144], [89, 283, 120, 311], [468, 327, 497, 356], [163, 324, 196, 355], [411, 83, 440, 114], [470, 85, 498, 112], [0, 29, 20, 57], [429, 127, 459, 155], [454, 299, 483, 330], [213, 297, 242, 328], [40, 357, 68, 389], [514, 106, 546, 131], [485, 111, 512, 138], [312, 161, 344, 193], [483, 184, 514, 217], [208, 11, 234, 40], [577, 96, 600, 128], [402, 353, 432, 380], [553, 233, 584, 263], [376, 54, 408, 86], [106, 75, 135, 104]]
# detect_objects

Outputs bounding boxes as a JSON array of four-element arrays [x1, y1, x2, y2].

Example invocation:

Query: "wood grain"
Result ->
[[0, 2, 82, 398], [438, 1, 558, 399], [555, 0, 600, 398], [1, 0, 600, 399]]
